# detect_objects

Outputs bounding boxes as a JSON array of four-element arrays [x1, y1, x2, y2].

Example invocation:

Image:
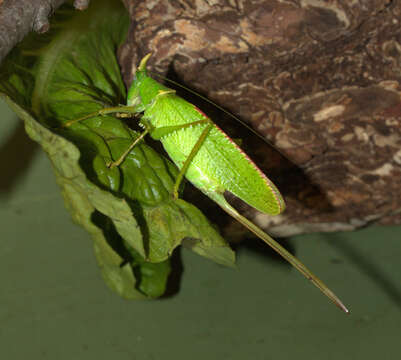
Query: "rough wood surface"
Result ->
[[0, 0, 89, 63], [2, 0, 400, 237], [120, 0, 401, 237]]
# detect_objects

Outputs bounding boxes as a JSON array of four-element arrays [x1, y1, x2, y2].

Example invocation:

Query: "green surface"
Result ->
[[1, 99, 400, 359]]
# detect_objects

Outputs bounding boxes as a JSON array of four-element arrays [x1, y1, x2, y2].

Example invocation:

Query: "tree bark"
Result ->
[[2, 0, 401, 237], [119, 0, 401, 237], [0, 0, 89, 63]]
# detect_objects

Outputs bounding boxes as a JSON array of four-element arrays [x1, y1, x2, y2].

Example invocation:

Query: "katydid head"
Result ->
[[126, 53, 153, 108], [127, 54, 173, 110]]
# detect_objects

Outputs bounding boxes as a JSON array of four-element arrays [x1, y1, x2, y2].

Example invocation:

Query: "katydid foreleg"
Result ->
[[171, 122, 213, 199], [63, 105, 137, 127]]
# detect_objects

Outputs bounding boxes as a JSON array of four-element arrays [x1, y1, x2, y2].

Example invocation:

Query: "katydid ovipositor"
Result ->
[[66, 54, 349, 313]]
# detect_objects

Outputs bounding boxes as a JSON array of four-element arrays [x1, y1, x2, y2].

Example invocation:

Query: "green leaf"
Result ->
[[1, 93, 147, 299], [0, 0, 235, 299]]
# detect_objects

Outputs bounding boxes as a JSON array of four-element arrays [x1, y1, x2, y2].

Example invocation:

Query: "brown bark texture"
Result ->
[[119, 0, 401, 237], [2, 0, 401, 237], [0, 0, 89, 63]]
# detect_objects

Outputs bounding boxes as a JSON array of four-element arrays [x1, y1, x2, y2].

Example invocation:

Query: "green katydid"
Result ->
[[65, 54, 349, 313]]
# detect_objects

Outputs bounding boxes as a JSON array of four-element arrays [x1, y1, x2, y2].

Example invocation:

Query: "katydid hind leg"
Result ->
[[208, 191, 350, 314], [172, 122, 213, 199]]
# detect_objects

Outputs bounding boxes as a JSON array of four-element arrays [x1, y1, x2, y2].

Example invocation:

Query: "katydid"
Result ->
[[65, 54, 349, 313]]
